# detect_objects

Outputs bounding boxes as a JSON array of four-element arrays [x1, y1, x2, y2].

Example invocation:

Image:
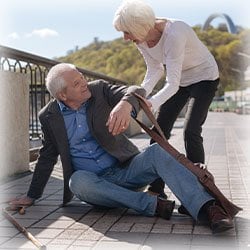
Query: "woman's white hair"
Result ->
[[46, 63, 76, 99], [113, 0, 155, 41]]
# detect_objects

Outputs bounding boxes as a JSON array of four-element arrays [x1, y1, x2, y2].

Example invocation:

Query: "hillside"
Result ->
[[59, 38, 146, 85]]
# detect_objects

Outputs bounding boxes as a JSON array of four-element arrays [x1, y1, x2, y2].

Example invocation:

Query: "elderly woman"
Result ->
[[113, 0, 219, 199]]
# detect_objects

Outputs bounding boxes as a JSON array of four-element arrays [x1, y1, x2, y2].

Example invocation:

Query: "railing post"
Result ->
[[0, 71, 29, 178]]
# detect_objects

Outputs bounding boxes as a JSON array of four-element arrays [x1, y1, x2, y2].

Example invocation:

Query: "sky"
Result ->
[[0, 0, 249, 59]]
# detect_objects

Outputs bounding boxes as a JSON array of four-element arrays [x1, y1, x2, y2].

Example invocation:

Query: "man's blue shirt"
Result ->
[[58, 101, 117, 174]]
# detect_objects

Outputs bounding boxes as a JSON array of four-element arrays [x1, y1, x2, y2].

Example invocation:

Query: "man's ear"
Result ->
[[57, 91, 67, 101]]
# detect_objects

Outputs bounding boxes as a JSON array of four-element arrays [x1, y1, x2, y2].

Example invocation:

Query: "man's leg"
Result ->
[[70, 141, 212, 219], [69, 169, 158, 216], [127, 143, 214, 219], [145, 144, 233, 233], [70, 144, 233, 232], [149, 88, 190, 196]]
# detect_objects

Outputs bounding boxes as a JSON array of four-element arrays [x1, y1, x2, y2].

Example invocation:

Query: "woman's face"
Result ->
[[122, 31, 144, 44]]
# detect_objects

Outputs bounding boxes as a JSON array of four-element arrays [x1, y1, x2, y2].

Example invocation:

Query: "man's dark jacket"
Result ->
[[27, 80, 146, 205]]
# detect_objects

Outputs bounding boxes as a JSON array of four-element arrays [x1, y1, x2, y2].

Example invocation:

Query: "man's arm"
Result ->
[[102, 82, 146, 135], [106, 100, 133, 135]]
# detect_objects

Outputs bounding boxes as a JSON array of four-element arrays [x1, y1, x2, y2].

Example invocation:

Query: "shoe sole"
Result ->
[[212, 222, 234, 234]]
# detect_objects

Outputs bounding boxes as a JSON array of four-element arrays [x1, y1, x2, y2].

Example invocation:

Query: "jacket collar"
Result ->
[[47, 99, 61, 115]]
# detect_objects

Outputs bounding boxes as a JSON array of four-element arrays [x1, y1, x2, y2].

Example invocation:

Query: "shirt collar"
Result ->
[[57, 100, 69, 112], [57, 100, 88, 113]]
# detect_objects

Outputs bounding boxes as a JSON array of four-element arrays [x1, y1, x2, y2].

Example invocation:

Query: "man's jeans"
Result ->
[[69, 143, 214, 219]]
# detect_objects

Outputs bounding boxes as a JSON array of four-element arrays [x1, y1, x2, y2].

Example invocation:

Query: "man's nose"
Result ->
[[81, 79, 87, 87]]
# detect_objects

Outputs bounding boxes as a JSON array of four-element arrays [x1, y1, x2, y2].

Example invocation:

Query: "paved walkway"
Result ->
[[0, 112, 249, 250]]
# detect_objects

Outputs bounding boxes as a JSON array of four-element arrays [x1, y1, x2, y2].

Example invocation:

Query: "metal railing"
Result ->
[[0, 45, 128, 140]]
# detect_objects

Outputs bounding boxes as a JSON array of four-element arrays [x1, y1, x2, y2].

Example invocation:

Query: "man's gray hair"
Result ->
[[46, 63, 76, 99], [113, 0, 155, 41]]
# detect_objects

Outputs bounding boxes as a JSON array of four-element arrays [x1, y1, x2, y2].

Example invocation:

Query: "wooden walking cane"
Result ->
[[132, 92, 242, 218], [2, 208, 46, 250]]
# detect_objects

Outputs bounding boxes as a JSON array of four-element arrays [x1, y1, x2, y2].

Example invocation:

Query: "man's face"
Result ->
[[60, 68, 91, 109]]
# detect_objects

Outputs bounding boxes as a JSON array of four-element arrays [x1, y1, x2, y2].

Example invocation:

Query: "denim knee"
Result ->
[[69, 170, 95, 196], [149, 143, 171, 158]]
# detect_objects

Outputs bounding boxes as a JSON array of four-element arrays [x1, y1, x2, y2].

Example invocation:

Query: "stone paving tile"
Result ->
[[0, 237, 38, 249], [142, 244, 190, 250], [150, 223, 172, 234], [44, 212, 83, 221], [0, 237, 11, 245], [0, 235, 50, 249], [1, 218, 37, 228], [56, 229, 82, 240], [32, 219, 74, 229], [144, 233, 192, 248], [191, 235, 239, 248], [77, 228, 104, 241], [13, 210, 51, 220], [190, 246, 239, 250], [110, 222, 134, 232], [25, 228, 64, 239], [46, 244, 71, 250], [71, 239, 97, 247], [172, 224, 193, 234], [68, 247, 92, 250], [49, 238, 75, 246], [0, 227, 19, 238], [68, 222, 90, 231], [101, 231, 148, 244], [35, 199, 62, 206], [130, 223, 153, 233], [93, 241, 142, 250], [193, 225, 213, 235], [118, 214, 156, 224]]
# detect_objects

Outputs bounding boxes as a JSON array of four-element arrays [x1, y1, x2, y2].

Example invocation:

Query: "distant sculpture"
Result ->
[[203, 13, 237, 34]]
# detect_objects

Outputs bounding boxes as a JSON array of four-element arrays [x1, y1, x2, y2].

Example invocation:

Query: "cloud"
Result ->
[[8, 32, 20, 39], [26, 28, 59, 38]]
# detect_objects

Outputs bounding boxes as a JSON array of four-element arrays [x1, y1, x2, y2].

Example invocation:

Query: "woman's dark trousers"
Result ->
[[148, 79, 219, 195]]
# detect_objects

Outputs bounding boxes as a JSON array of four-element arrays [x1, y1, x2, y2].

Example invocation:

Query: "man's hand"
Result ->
[[8, 195, 34, 207], [106, 100, 132, 135]]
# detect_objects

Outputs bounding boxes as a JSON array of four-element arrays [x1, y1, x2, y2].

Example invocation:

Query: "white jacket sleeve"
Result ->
[[139, 22, 187, 111], [137, 46, 164, 97]]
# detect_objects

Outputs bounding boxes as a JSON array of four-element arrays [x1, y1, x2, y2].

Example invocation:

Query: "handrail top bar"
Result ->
[[0, 44, 127, 85]]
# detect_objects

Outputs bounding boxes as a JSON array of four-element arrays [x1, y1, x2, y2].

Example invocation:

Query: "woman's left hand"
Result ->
[[142, 97, 152, 109]]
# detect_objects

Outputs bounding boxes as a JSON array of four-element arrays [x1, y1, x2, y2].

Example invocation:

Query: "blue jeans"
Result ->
[[69, 143, 214, 219]]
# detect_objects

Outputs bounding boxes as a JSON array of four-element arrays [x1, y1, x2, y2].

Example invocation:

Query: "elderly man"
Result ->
[[10, 63, 233, 234]]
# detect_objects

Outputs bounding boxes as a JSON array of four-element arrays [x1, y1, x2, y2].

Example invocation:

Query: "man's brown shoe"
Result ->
[[155, 197, 175, 220], [207, 204, 234, 234]]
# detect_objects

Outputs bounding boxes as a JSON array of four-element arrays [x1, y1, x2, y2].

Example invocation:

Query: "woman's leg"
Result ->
[[183, 79, 219, 163]]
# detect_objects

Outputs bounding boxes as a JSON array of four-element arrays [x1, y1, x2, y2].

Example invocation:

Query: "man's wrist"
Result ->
[[120, 100, 133, 112]]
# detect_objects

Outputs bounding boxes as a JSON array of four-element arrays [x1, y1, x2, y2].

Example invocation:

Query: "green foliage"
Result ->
[[58, 27, 249, 94], [59, 38, 146, 86]]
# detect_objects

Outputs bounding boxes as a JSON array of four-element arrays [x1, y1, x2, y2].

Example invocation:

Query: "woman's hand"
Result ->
[[106, 100, 132, 135], [143, 97, 152, 109]]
